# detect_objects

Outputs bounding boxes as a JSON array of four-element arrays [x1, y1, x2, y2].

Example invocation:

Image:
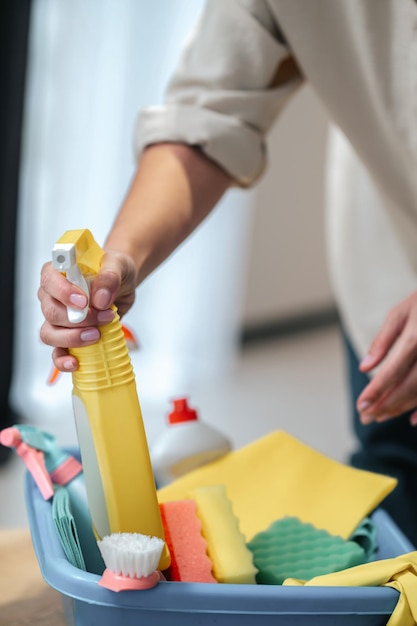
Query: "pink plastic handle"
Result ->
[[19, 443, 54, 500]]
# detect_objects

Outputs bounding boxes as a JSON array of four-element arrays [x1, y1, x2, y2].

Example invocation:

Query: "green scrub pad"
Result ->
[[247, 516, 367, 584]]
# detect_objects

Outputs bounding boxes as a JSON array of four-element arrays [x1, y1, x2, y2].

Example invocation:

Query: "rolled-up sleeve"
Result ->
[[134, 0, 303, 186]]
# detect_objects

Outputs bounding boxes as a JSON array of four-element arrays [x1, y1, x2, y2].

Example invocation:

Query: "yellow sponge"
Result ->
[[189, 484, 258, 584], [158, 431, 397, 542]]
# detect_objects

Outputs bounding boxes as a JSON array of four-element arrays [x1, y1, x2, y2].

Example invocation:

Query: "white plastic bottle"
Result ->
[[150, 398, 232, 487]]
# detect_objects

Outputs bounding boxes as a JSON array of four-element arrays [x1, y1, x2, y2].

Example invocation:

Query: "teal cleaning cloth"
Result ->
[[52, 485, 86, 571], [349, 516, 378, 561]]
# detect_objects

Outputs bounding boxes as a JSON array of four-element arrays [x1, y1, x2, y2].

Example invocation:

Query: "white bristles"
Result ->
[[97, 533, 164, 578]]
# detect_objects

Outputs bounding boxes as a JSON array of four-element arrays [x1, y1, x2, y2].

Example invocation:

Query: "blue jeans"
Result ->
[[343, 332, 417, 546]]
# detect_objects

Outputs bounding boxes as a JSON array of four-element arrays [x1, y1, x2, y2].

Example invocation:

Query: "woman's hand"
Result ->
[[357, 290, 417, 426], [38, 249, 137, 372], [38, 144, 231, 374]]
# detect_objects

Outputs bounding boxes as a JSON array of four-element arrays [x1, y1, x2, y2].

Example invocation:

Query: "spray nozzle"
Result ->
[[52, 229, 104, 323], [0, 427, 54, 500], [0, 425, 83, 496]]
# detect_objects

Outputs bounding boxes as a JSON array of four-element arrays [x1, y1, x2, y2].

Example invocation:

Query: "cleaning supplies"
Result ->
[[150, 397, 232, 487], [159, 500, 216, 583], [284, 551, 417, 626], [247, 516, 366, 585], [97, 533, 165, 591], [0, 426, 54, 500], [157, 430, 397, 542], [51, 229, 169, 570], [189, 484, 258, 584], [0, 424, 104, 574], [349, 517, 379, 561], [52, 485, 88, 571]]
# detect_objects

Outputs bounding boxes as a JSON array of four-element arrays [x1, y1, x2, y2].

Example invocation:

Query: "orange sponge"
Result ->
[[159, 500, 217, 583]]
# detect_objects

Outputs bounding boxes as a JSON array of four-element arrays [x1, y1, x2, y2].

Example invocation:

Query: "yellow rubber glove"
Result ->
[[284, 552, 417, 626]]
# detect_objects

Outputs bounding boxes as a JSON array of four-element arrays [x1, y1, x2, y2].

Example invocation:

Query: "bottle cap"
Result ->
[[168, 398, 198, 424]]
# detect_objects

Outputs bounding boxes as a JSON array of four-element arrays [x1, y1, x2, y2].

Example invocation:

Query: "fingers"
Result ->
[[40, 319, 101, 349], [358, 305, 407, 373], [40, 262, 88, 312], [410, 410, 417, 427], [358, 368, 417, 425], [38, 262, 115, 368], [90, 251, 124, 311], [39, 287, 114, 329], [51, 348, 78, 373], [357, 296, 417, 425], [93, 249, 137, 317], [39, 260, 117, 325], [358, 336, 416, 411], [42, 321, 107, 373], [38, 253, 137, 373]]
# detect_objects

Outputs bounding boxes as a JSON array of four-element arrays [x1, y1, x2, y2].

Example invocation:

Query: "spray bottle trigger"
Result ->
[[0, 428, 54, 500], [65, 264, 89, 323], [19, 443, 55, 500], [51, 242, 90, 323]]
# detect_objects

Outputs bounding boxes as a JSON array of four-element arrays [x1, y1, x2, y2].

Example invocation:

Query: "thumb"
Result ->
[[90, 252, 123, 311]]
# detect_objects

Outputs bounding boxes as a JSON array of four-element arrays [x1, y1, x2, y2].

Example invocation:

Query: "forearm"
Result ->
[[38, 142, 231, 369], [104, 142, 232, 286]]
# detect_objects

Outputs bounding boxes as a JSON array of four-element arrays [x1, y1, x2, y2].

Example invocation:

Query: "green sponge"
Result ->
[[247, 516, 366, 584]]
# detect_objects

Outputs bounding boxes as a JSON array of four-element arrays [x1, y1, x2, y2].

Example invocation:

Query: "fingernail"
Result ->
[[63, 359, 76, 371], [360, 413, 375, 425], [70, 293, 88, 308], [97, 309, 115, 323], [358, 401, 371, 412], [376, 414, 391, 423], [94, 289, 112, 309], [410, 414, 417, 427], [359, 354, 374, 368], [80, 328, 100, 342]]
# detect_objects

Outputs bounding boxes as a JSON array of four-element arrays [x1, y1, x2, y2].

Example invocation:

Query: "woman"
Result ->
[[38, 0, 417, 543]]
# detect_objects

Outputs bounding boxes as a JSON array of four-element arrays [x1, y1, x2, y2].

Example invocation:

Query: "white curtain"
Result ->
[[11, 0, 253, 445]]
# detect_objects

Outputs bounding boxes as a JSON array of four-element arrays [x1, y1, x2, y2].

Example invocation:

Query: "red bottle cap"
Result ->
[[168, 398, 198, 424]]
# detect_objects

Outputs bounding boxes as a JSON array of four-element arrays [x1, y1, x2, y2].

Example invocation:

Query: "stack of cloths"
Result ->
[[156, 431, 417, 623]]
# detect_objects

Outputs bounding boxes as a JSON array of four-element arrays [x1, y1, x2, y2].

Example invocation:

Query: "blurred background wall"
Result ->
[[242, 86, 333, 338]]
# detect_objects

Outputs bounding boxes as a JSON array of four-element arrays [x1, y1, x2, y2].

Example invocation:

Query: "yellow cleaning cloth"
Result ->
[[284, 552, 417, 626], [158, 431, 396, 541]]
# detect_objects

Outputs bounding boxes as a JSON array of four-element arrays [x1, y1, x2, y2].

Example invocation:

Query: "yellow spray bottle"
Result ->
[[51, 229, 170, 570]]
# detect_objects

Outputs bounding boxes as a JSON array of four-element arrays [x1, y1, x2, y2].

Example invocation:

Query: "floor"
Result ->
[[0, 323, 357, 529]]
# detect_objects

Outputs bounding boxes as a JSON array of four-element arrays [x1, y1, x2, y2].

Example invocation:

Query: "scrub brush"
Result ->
[[97, 533, 166, 591]]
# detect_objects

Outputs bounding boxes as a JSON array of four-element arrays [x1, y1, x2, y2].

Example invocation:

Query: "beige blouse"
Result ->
[[135, 0, 417, 359]]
